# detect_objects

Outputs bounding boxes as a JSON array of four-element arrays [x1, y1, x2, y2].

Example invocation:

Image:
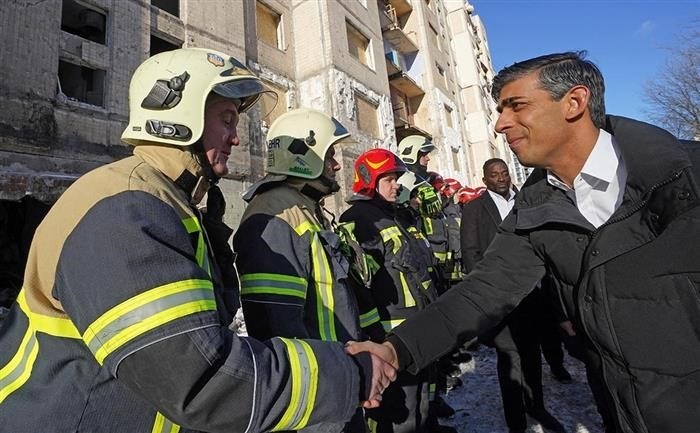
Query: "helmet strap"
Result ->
[[189, 140, 220, 184]]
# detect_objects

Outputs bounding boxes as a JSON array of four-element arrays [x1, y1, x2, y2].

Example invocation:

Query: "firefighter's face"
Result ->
[[202, 96, 241, 177], [376, 173, 400, 202]]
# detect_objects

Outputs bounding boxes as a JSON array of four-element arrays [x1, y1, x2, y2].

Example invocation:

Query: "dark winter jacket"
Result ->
[[388, 116, 700, 433]]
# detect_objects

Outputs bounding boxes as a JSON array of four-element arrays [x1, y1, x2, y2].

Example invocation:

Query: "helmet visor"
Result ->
[[213, 78, 278, 115]]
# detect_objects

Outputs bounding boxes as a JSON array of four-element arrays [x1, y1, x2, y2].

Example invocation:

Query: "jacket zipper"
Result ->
[[580, 168, 684, 433]]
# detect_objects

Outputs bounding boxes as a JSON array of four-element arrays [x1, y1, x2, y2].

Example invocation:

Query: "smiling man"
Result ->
[[348, 51, 700, 433]]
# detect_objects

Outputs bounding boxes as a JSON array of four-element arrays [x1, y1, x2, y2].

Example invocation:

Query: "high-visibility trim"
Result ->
[[240, 273, 307, 299], [272, 338, 319, 431], [398, 272, 416, 307], [428, 382, 436, 399], [359, 308, 380, 328], [0, 289, 82, 403], [367, 417, 378, 433], [182, 216, 211, 277], [16, 289, 80, 339], [294, 220, 321, 236], [433, 251, 448, 262], [310, 234, 335, 341], [379, 226, 402, 254], [381, 319, 405, 332], [422, 217, 434, 235], [0, 314, 38, 404], [152, 412, 181, 433], [83, 279, 216, 365], [421, 280, 431, 291]]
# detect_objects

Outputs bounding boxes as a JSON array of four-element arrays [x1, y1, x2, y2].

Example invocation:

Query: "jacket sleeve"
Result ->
[[460, 200, 481, 273], [234, 213, 311, 340], [388, 213, 546, 374], [55, 192, 361, 433]]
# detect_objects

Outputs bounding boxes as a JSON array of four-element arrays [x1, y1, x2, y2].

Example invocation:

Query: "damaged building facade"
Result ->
[[0, 0, 509, 307]]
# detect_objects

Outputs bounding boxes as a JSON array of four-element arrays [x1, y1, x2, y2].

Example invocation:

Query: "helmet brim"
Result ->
[[213, 78, 278, 113]]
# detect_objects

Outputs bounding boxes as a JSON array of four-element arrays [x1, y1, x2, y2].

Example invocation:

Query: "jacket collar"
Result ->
[[133, 144, 209, 205]]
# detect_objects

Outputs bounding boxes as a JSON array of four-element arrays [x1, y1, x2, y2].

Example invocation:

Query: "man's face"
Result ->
[[376, 173, 400, 202], [202, 97, 241, 177], [418, 151, 431, 167], [321, 145, 341, 191], [494, 71, 569, 169], [483, 162, 511, 197]]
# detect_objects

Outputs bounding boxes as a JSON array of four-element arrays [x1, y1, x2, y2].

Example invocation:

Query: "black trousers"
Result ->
[[366, 369, 431, 433]]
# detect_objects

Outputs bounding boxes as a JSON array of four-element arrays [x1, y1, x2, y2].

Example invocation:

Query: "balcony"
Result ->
[[388, 70, 424, 98], [385, 0, 412, 17]]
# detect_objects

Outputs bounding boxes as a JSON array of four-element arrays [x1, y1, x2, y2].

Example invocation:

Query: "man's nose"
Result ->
[[229, 132, 240, 147], [495, 112, 510, 134]]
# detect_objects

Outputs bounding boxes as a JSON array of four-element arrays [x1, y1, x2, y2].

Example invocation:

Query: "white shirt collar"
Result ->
[[546, 129, 617, 190]]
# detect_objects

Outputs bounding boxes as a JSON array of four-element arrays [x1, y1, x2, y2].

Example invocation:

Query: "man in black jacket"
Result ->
[[348, 51, 700, 433], [461, 158, 565, 433]]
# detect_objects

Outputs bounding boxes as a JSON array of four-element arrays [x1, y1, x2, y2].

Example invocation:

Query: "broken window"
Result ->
[[61, 0, 107, 44], [259, 81, 286, 124], [346, 21, 372, 68], [452, 148, 460, 172], [356, 93, 380, 139], [256, 1, 283, 50], [150, 33, 181, 56], [152, 0, 179, 17], [444, 104, 453, 128], [58, 60, 106, 107]]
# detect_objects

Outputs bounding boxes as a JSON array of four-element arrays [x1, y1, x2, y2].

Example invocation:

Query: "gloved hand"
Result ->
[[417, 184, 441, 217]]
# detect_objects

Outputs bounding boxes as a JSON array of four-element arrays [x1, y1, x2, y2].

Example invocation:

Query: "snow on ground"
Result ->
[[439, 345, 605, 433]]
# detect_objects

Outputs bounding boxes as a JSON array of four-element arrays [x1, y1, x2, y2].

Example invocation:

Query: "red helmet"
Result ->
[[439, 178, 462, 198], [353, 148, 407, 197], [426, 171, 444, 191], [456, 186, 486, 204]]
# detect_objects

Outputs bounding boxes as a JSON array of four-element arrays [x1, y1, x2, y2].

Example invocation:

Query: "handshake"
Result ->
[[345, 340, 400, 408]]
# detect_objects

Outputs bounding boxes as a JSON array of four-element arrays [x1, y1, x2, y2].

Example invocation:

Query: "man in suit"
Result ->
[[460, 158, 566, 433]]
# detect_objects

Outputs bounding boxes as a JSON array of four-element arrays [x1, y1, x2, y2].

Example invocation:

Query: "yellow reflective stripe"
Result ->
[[240, 273, 307, 299], [433, 251, 448, 262], [16, 289, 80, 339], [84, 279, 215, 365], [422, 217, 434, 235], [399, 272, 416, 307], [0, 314, 38, 403], [0, 290, 81, 403], [381, 319, 405, 332], [379, 226, 402, 254], [359, 308, 380, 328], [182, 217, 210, 276], [367, 418, 378, 433], [310, 234, 335, 341], [273, 338, 319, 431], [152, 412, 181, 433], [294, 220, 321, 236]]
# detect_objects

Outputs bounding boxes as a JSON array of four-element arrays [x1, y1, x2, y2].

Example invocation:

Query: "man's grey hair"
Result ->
[[491, 51, 606, 129]]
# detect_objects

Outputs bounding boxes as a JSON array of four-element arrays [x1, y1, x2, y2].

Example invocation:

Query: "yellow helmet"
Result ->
[[121, 47, 273, 147], [266, 108, 350, 179], [397, 135, 435, 165]]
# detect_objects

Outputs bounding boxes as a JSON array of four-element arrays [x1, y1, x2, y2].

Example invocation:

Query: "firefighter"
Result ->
[[0, 48, 394, 433], [340, 149, 439, 433], [396, 135, 441, 218], [233, 108, 367, 433]]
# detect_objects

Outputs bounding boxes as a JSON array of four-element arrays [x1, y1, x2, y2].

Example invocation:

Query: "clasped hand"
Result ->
[[345, 341, 399, 408]]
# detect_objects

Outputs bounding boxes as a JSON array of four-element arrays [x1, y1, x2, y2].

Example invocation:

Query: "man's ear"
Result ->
[[564, 85, 590, 121]]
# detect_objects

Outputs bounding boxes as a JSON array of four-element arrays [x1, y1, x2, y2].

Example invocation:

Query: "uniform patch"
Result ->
[[207, 53, 225, 67]]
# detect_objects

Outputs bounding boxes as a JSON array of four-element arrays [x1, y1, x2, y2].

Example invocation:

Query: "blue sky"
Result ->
[[468, 0, 699, 122]]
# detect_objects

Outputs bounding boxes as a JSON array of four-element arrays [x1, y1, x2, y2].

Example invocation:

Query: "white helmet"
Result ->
[[396, 170, 429, 204], [266, 108, 350, 179], [397, 135, 435, 165], [122, 47, 273, 147]]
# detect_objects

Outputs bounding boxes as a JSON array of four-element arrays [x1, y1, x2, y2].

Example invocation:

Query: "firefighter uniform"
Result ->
[[0, 49, 367, 433], [340, 149, 438, 433]]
